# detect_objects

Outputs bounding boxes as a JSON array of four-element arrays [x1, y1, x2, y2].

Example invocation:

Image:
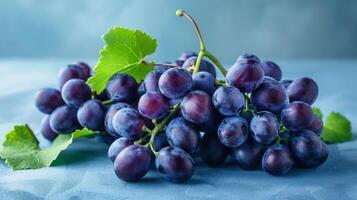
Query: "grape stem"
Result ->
[[244, 93, 250, 111], [102, 99, 113, 105], [155, 62, 180, 68], [145, 104, 180, 155]]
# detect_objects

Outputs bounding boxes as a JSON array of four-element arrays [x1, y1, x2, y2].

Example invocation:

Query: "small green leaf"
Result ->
[[312, 107, 323, 118], [320, 112, 352, 143], [87, 26, 157, 93], [0, 125, 95, 170]]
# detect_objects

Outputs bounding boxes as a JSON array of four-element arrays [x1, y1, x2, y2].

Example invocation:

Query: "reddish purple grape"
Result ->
[[113, 108, 145, 139], [281, 101, 314, 131], [35, 88, 64, 114], [138, 92, 170, 119], [180, 90, 212, 124], [159, 67, 193, 99], [77, 62, 92, 78], [61, 79, 92, 108], [287, 77, 319, 105], [108, 137, 134, 162], [262, 144, 293, 176], [217, 117, 249, 148]]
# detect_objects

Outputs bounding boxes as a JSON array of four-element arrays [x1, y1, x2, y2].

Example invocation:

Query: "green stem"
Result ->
[[215, 79, 227, 86], [204, 51, 227, 76], [244, 93, 250, 111], [102, 99, 113, 105], [193, 51, 205, 75], [155, 62, 180, 68]]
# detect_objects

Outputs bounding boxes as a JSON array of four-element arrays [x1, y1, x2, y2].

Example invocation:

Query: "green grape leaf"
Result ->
[[0, 125, 95, 170], [320, 112, 352, 143], [312, 107, 323, 119], [87, 26, 157, 93]]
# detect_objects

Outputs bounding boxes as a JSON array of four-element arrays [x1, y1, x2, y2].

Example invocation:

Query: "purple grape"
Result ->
[[182, 56, 216, 77], [137, 82, 146, 96], [180, 90, 212, 124], [113, 108, 146, 139], [165, 117, 200, 154], [77, 62, 92, 78], [199, 133, 229, 167], [289, 130, 328, 168], [104, 102, 132, 138], [106, 74, 138, 102], [40, 115, 58, 141], [159, 67, 193, 99], [250, 111, 279, 144], [94, 91, 109, 101], [61, 79, 92, 108], [58, 64, 87, 89], [192, 72, 216, 96], [235, 53, 261, 63], [307, 115, 323, 135], [233, 138, 267, 170], [176, 51, 197, 66], [77, 100, 105, 131], [287, 77, 319, 105], [217, 117, 249, 148], [143, 70, 162, 92], [153, 132, 169, 152], [108, 137, 134, 162], [49, 105, 80, 134], [114, 144, 151, 182], [281, 101, 314, 131], [281, 79, 293, 89], [35, 88, 64, 114], [261, 60, 282, 81], [212, 86, 245, 116], [155, 146, 194, 183], [138, 92, 170, 119], [197, 108, 223, 133], [262, 144, 293, 176]]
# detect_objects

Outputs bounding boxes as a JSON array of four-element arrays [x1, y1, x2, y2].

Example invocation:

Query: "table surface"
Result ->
[[0, 59, 356, 200]]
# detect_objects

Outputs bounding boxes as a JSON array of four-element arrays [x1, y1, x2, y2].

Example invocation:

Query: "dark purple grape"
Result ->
[[197, 108, 223, 133], [165, 117, 200, 154], [35, 88, 64, 114], [153, 132, 169, 152], [158, 67, 193, 99], [144, 70, 162, 92], [77, 100, 105, 131], [176, 51, 197, 66], [106, 74, 138, 102], [182, 57, 216, 77], [217, 117, 249, 148], [199, 133, 229, 167], [233, 138, 267, 170], [155, 146, 194, 183], [192, 72, 216, 96], [281, 79, 293, 89], [180, 90, 212, 124], [251, 81, 288, 114], [261, 61, 282, 81], [108, 137, 134, 162], [114, 144, 151, 182], [113, 108, 145, 139], [287, 77, 319, 105], [77, 62, 92, 78], [40, 115, 58, 141], [61, 79, 92, 108], [281, 101, 314, 131], [307, 115, 323, 135], [289, 130, 328, 168], [212, 86, 245, 116], [138, 92, 170, 119], [235, 53, 261, 63], [226, 55, 264, 93], [262, 144, 293, 176], [58, 64, 87, 89], [49, 105, 80, 134], [250, 111, 279, 144], [104, 102, 132, 138]]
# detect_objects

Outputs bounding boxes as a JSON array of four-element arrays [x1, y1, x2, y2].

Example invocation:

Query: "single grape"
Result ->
[[77, 62, 92, 78], [104, 102, 132, 138], [106, 74, 138, 102], [251, 81, 289, 114], [158, 67, 193, 99], [233, 138, 267, 170], [250, 111, 279, 144], [144, 70, 162, 92], [197, 108, 223, 133], [77, 100, 105, 131], [113, 108, 146, 139], [261, 60, 282, 81], [61, 79, 92, 108], [182, 56, 216, 77], [281, 101, 314, 131], [176, 51, 197, 66], [180, 90, 212, 124], [58, 64, 87, 89], [281, 79, 293, 89], [138, 92, 170, 119], [307, 115, 323, 135], [217, 116, 249, 148], [153, 132, 169, 152], [114, 144, 151, 182], [49, 105, 80, 134], [287, 77, 319, 105], [40, 115, 58, 141], [35, 88, 64, 114], [108, 137, 134, 162], [262, 144, 293, 176], [212, 86, 245, 116], [155, 146, 194, 183], [235, 53, 261, 63], [192, 72, 216, 96], [199, 133, 229, 167], [226, 54, 264, 93], [289, 130, 328, 168], [165, 117, 200, 154]]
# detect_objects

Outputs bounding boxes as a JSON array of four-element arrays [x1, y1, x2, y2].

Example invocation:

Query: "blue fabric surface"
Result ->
[[0, 59, 356, 200]]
